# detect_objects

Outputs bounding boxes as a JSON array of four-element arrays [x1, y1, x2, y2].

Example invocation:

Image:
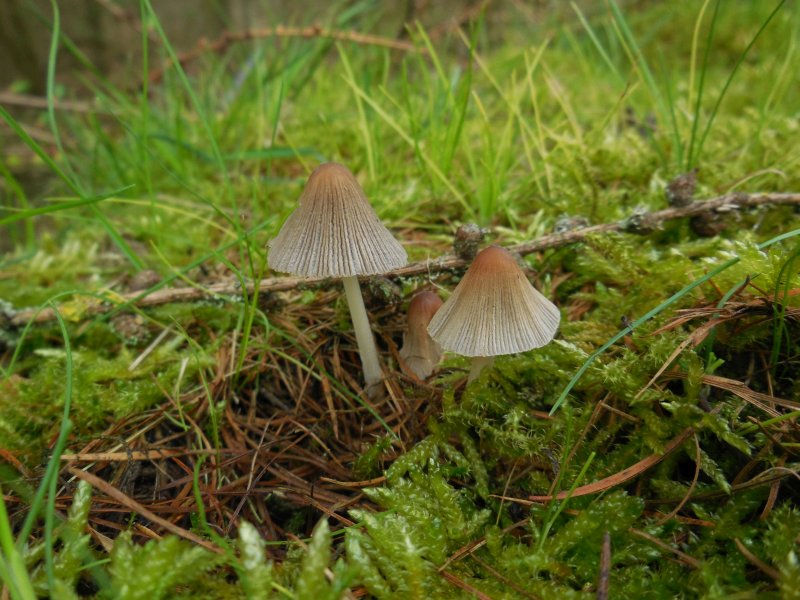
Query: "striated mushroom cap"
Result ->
[[400, 291, 444, 379], [427, 245, 560, 357], [268, 163, 407, 278]]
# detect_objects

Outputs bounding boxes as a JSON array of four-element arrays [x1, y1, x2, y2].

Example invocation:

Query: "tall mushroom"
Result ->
[[268, 163, 407, 394], [427, 245, 560, 382], [400, 290, 444, 380]]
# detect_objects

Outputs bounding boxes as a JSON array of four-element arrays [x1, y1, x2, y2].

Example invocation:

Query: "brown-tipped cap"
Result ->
[[400, 291, 444, 379], [427, 245, 560, 357], [407, 290, 443, 325], [268, 163, 407, 277]]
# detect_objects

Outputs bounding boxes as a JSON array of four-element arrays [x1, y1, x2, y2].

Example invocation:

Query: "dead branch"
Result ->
[[148, 25, 421, 83], [5, 191, 800, 329]]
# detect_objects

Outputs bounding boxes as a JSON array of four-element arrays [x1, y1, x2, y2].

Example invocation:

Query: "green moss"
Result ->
[[0, 342, 211, 458], [2, 1, 799, 597]]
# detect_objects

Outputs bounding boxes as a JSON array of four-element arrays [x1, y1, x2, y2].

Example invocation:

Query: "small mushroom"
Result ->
[[400, 291, 443, 380], [268, 163, 407, 395], [427, 245, 560, 382]]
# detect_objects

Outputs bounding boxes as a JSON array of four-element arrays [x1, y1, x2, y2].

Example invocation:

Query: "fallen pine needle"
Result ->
[[528, 427, 695, 502], [68, 467, 223, 554]]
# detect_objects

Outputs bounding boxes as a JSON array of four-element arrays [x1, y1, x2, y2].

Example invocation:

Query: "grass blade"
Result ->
[[0, 186, 134, 226], [692, 0, 787, 167], [0, 104, 81, 197], [140, 0, 232, 203], [41, 305, 75, 591], [44, 0, 143, 270], [770, 243, 800, 376], [571, 2, 623, 84], [608, 0, 683, 166], [0, 489, 36, 600], [684, 0, 715, 170]]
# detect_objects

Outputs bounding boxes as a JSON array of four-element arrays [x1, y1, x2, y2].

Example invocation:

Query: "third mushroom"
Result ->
[[400, 290, 444, 380]]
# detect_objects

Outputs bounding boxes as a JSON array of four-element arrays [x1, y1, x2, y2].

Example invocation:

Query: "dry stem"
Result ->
[[5, 191, 799, 328], [148, 25, 420, 83]]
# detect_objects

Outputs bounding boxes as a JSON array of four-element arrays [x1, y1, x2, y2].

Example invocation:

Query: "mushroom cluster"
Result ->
[[267, 162, 560, 394]]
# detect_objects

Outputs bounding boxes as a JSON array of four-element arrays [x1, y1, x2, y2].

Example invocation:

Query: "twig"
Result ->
[[318, 475, 387, 488], [734, 538, 780, 580], [656, 434, 701, 525], [60, 449, 227, 462], [440, 570, 495, 600], [6, 191, 800, 329], [759, 455, 786, 520], [646, 466, 799, 505], [628, 528, 701, 569], [597, 531, 611, 600], [148, 25, 420, 83]]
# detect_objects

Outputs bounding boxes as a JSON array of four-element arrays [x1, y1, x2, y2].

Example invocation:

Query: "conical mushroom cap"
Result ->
[[400, 291, 444, 379], [427, 246, 560, 357], [268, 163, 407, 277]]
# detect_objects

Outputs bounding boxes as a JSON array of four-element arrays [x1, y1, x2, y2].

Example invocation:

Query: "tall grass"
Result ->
[[570, 0, 791, 173]]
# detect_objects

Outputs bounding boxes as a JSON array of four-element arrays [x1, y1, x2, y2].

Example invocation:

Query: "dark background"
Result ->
[[0, 0, 625, 93]]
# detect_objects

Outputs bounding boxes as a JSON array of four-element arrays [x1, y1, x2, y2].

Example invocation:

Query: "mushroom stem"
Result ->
[[468, 356, 495, 382], [342, 275, 383, 392]]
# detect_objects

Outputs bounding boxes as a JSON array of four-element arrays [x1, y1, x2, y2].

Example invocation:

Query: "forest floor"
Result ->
[[1, 1, 799, 598]]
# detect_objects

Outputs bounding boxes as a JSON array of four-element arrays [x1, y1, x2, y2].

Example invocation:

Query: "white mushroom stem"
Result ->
[[342, 275, 383, 391], [468, 356, 495, 382]]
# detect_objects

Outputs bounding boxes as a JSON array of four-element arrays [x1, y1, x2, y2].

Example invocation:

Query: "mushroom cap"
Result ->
[[400, 291, 444, 379], [427, 245, 560, 357], [268, 163, 407, 277]]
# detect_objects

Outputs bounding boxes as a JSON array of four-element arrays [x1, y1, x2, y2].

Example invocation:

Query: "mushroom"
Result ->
[[427, 245, 560, 382], [268, 163, 407, 394], [400, 290, 444, 380]]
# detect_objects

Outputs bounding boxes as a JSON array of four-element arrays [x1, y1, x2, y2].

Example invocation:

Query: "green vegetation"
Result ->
[[1, 0, 799, 598]]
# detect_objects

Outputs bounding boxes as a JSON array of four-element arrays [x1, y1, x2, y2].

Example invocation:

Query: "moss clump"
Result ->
[[0, 343, 211, 459]]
